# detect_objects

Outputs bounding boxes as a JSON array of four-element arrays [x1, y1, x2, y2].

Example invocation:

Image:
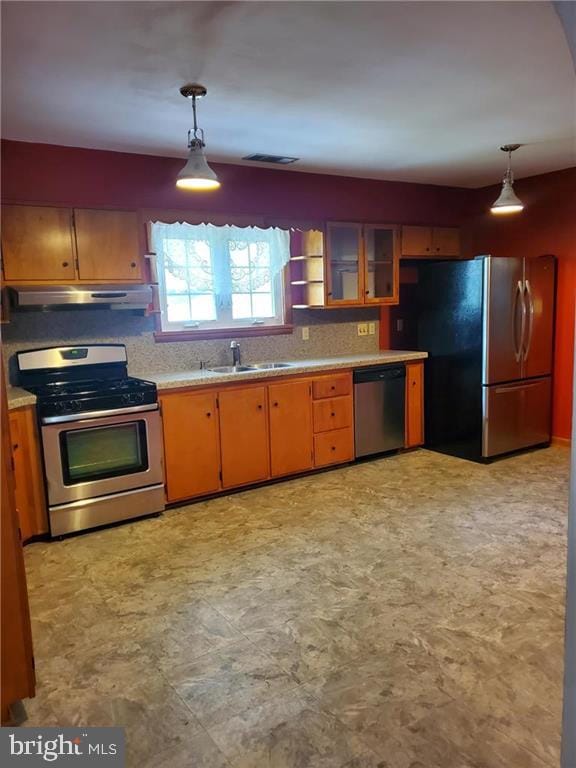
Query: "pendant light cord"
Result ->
[[188, 94, 204, 148]]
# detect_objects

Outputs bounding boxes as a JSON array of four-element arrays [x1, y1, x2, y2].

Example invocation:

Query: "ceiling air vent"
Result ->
[[243, 153, 299, 164]]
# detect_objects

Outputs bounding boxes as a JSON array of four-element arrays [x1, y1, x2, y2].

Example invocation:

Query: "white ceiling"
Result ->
[[2, 1, 575, 187]]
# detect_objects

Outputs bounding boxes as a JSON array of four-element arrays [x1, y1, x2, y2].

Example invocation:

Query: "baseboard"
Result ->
[[551, 436, 571, 447]]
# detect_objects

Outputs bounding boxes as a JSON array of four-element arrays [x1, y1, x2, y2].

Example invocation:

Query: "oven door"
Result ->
[[41, 406, 164, 507]]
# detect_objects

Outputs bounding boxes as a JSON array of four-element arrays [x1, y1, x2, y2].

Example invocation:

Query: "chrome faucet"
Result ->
[[230, 340, 241, 366]]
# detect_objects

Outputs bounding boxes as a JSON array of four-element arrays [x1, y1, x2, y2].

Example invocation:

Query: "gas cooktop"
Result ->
[[15, 344, 158, 419]]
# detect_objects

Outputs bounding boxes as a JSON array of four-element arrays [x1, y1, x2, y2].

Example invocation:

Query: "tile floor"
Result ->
[[23, 447, 568, 767]]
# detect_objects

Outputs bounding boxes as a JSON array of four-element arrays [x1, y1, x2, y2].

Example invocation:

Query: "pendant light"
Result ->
[[176, 84, 221, 191], [490, 144, 524, 214]]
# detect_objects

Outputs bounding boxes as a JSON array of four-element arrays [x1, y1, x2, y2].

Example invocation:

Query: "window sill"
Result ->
[[154, 325, 294, 342]]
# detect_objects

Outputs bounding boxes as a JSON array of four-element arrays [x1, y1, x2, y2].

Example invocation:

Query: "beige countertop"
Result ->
[[6, 351, 427, 408], [145, 351, 427, 391]]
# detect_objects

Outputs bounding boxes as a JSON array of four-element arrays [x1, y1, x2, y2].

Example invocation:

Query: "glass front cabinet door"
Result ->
[[325, 223, 362, 305], [325, 222, 399, 306], [363, 225, 399, 304]]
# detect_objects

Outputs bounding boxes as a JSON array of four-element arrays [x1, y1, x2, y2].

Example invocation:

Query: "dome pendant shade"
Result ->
[[490, 144, 524, 215], [175, 83, 220, 191], [176, 141, 220, 191], [490, 177, 524, 214]]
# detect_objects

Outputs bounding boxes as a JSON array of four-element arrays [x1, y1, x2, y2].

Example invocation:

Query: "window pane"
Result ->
[[249, 243, 270, 268], [165, 270, 188, 293], [250, 268, 271, 291], [232, 293, 252, 319], [229, 242, 249, 267], [164, 239, 187, 265], [252, 293, 274, 317], [231, 267, 251, 292], [189, 267, 213, 293], [190, 295, 216, 321], [166, 295, 191, 322], [187, 239, 212, 268]]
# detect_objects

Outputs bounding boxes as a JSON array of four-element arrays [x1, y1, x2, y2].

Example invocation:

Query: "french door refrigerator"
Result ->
[[417, 255, 555, 461]]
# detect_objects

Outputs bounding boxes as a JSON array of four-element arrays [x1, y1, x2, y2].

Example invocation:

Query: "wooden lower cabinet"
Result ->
[[8, 406, 48, 542], [269, 380, 313, 477], [158, 364, 424, 505], [219, 386, 270, 488], [405, 361, 424, 447], [160, 391, 221, 502], [313, 397, 353, 433], [311, 373, 355, 467], [314, 428, 355, 467]]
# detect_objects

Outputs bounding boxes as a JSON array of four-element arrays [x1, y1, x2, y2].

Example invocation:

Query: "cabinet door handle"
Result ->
[[330, 386, 336, 391], [257, 404, 263, 410], [206, 412, 212, 417], [130, 262, 137, 268], [273, 401, 279, 408], [331, 446, 336, 451], [365, 289, 370, 295], [331, 412, 335, 417], [62, 261, 69, 267]]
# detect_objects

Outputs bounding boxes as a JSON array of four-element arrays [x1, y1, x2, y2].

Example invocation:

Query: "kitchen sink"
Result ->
[[206, 363, 294, 374], [206, 365, 255, 373]]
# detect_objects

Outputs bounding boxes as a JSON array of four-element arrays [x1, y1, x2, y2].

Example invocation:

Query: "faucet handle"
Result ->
[[230, 340, 239, 348]]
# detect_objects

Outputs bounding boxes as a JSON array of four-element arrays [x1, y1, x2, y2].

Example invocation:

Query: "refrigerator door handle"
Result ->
[[513, 280, 525, 363], [523, 279, 534, 361]]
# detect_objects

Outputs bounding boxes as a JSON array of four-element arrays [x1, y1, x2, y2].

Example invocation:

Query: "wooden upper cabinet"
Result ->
[[269, 380, 313, 477], [219, 386, 270, 488], [405, 361, 424, 447], [160, 391, 221, 502], [1, 205, 76, 281], [325, 222, 399, 306], [431, 227, 460, 257], [325, 223, 363, 305], [74, 209, 142, 281], [401, 226, 460, 258], [363, 225, 399, 304]]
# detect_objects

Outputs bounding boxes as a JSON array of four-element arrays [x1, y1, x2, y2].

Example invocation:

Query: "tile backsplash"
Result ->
[[2, 307, 381, 381]]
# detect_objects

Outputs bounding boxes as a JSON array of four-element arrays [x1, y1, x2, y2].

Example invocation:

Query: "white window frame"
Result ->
[[152, 223, 289, 334]]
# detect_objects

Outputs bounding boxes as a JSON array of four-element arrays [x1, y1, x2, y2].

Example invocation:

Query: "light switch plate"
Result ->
[[368, 322, 376, 335], [301, 326, 310, 341]]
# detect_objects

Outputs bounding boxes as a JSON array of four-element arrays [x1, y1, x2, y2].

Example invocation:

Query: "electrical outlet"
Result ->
[[357, 323, 368, 336], [368, 322, 376, 335], [301, 326, 310, 341]]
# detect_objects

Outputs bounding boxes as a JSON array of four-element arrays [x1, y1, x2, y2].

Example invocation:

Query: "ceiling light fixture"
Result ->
[[176, 84, 220, 191], [490, 144, 524, 215]]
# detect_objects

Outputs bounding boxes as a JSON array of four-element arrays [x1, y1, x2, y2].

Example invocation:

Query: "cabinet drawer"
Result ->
[[313, 397, 353, 433], [314, 428, 354, 467], [312, 375, 351, 400]]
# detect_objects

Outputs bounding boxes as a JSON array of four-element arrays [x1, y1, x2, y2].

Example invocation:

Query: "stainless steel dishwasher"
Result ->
[[353, 365, 406, 457]]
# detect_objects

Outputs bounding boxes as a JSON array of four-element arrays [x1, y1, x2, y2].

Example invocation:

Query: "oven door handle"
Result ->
[[41, 403, 159, 425]]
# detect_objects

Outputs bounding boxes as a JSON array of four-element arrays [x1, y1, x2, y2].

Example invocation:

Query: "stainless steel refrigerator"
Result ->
[[417, 255, 556, 461]]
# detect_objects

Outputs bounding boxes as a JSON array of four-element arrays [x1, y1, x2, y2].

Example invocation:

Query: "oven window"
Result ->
[[60, 421, 149, 484]]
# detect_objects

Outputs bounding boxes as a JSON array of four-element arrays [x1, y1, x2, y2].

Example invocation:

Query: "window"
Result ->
[[152, 222, 291, 334]]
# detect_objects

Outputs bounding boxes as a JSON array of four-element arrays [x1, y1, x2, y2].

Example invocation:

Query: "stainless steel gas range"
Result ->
[[16, 344, 165, 537]]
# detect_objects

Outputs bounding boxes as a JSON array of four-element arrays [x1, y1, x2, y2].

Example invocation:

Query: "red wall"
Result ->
[[465, 168, 576, 441], [2, 141, 572, 439], [1, 140, 473, 225]]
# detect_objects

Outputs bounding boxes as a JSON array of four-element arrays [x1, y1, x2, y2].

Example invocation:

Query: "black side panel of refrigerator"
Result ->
[[417, 260, 484, 460]]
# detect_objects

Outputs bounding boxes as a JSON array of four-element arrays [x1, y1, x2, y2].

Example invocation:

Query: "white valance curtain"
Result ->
[[151, 221, 291, 295]]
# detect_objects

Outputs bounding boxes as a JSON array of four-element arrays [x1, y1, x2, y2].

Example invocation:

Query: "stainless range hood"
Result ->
[[9, 285, 154, 312]]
